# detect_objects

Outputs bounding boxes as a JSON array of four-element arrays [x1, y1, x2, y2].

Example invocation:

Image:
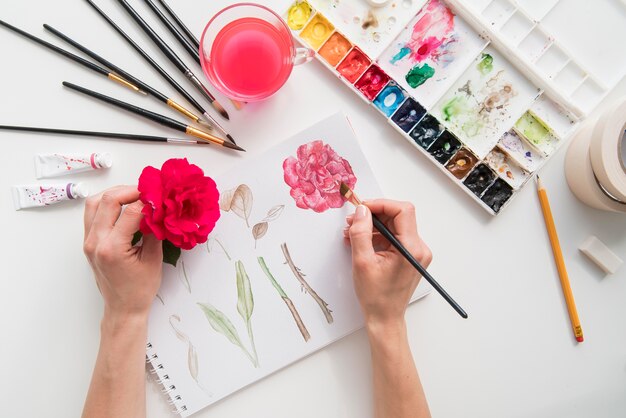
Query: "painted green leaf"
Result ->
[[258, 257, 287, 298], [197, 302, 245, 348], [235, 261, 254, 322], [163, 240, 181, 267]]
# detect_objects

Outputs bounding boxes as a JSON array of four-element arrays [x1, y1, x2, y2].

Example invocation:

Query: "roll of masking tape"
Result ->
[[565, 97, 626, 213]]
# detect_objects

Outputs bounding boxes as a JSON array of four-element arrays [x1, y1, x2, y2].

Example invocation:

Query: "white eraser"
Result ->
[[579, 236, 622, 275]]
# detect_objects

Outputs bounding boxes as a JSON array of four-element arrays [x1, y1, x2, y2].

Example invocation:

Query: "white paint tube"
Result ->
[[35, 152, 112, 179], [12, 183, 89, 210]]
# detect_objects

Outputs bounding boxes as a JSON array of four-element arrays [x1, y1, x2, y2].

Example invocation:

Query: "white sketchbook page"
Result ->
[[147, 113, 431, 417]]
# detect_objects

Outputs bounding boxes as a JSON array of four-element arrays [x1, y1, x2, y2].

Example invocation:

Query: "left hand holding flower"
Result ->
[[83, 185, 163, 318]]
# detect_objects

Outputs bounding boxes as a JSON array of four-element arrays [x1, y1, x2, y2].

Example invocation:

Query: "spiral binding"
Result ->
[[146, 341, 187, 415]]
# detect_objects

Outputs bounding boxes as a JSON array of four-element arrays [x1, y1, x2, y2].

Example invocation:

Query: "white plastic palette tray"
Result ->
[[284, 0, 626, 215]]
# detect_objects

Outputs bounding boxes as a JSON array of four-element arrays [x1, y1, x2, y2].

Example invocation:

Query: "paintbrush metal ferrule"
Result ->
[[166, 99, 210, 129], [186, 126, 245, 151], [202, 112, 237, 145], [167, 137, 210, 145], [107, 73, 145, 94], [186, 71, 231, 121]]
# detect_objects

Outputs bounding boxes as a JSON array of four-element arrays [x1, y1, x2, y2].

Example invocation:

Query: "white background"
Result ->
[[0, 0, 624, 417]]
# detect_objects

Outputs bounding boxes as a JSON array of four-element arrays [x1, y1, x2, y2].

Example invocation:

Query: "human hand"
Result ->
[[83, 185, 163, 322], [344, 200, 432, 330]]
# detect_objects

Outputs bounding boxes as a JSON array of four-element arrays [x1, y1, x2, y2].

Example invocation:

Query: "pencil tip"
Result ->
[[212, 101, 230, 120]]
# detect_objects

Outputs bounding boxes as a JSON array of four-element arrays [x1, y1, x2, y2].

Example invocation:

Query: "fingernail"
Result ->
[[355, 205, 367, 219]]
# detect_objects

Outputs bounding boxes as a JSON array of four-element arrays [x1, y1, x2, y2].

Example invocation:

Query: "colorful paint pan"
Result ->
[[497, 129, 544, 172], [463, 163, 496, 197], [318, 32, 352, 67], [484, 148, 530, 189], [514, 112, 558, 156], [428, 130, 462, 164], [336, 48, 371, 84], [300, 13, 334, 50], [391, 98, 426, 133], [481, 178, 514, 213], [446, 148, 478, 180], [409, 114, 443, 149], [355, 65, 390, 101], [373, 83, 406, 117], [286, 1, 313, 31]]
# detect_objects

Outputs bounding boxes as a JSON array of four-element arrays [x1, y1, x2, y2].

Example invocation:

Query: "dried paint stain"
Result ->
[[406, 63, 435, 88], [477, 53, 493, 75], [409, 114, 443, 149], [391, 98, 426, 132]]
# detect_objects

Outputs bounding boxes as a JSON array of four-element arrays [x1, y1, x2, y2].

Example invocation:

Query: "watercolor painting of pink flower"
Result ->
[[283, 140, 357, 213]]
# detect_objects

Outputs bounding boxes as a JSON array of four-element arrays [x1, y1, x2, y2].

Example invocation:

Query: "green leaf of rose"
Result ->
[[162, 240, 181, 267]]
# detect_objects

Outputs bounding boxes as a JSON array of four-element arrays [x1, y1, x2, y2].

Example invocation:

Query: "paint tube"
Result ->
[[12, 183, 89, 210], [35, 152, 113, 179]]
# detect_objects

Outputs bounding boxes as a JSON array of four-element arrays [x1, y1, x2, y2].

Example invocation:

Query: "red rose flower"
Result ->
[[283, 140, 357, 213], [138, 158, 220, 250]]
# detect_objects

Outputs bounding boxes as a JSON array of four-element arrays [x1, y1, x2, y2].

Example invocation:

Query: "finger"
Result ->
[[111, 201, 145, 244], [349, 205, 375, 262], [140, 233, 163, 265], [364, 199, 418, 242], [90, 186, 140, 242], [83, 185, 125, 239]]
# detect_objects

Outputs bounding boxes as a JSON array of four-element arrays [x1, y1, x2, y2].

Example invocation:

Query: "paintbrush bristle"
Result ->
[[339, 182, 351, 198], [222, 141, 245, 152], [211, 100, 230, 120], [226, 134, 237, 145]]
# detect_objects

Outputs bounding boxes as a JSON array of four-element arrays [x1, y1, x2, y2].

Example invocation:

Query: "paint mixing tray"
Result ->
[[284, 0, 626, 215]]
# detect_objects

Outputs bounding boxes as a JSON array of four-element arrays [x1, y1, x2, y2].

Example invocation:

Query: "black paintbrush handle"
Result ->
[[0, 125, 162, 142], [0, 20, 109, 76], [371, 215, 468, 319], [0, 125, 207, 145], [63, 82, 186, 133], [117, 0, 189, 74], [43, 24, 168, 103], [143, 0, 200, 64], [84, 0, 207, 116], [156, 0, 200, 49]]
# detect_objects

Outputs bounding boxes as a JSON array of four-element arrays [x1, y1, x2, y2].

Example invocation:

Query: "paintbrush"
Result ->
[[155, 0, 200, 49], [62, 81, 244, 152], [340, 182, 468, 319], [83, 0, 237, 145], [117, 0, 230, 120], [0, 125, 210, 145], [143, 0, 199, 64], [42, 23, 211, 131], [0, 20, 144, 96]]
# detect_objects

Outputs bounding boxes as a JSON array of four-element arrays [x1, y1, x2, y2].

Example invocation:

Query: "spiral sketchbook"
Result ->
[[146, 113, 431, 417]]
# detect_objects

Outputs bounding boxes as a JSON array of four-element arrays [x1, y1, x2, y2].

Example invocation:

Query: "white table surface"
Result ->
[[1, 1, 624, 417]]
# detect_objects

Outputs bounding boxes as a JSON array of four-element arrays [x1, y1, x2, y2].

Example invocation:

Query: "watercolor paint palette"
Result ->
[[284, 0, 625, 215]]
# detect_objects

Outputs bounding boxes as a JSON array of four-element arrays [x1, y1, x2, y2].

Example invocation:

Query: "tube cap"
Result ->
[[71, 183, 90, 199], [95, 153, 113, 169]]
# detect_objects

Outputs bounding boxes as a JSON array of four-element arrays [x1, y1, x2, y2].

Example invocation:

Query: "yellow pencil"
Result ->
[[537, 176, 584, 343]]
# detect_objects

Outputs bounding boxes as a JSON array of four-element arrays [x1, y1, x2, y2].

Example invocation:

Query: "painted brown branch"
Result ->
[[283, 297, 311, 341], [281, 242, 334, 324]]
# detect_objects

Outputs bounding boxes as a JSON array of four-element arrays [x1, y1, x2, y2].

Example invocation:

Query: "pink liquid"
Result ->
[[207, 17, 293, 100]]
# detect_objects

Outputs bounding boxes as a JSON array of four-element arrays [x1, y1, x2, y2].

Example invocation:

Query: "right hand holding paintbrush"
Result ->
[[343, 199, 432, 329], [344, 199, 432, 418]]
